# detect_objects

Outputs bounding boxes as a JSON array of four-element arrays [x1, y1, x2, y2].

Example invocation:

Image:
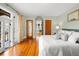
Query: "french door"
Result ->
[[0, 18, 11, 52], [4, 20, 11, 49]]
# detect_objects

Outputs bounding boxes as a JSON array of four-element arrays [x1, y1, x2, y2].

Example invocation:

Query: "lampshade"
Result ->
[[56, 25, 59, 30]]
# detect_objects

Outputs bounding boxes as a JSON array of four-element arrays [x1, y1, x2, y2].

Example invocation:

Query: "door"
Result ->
[[4, 20, 11, 48], [45, 20, 51, 35], [0, 19, 11, 50], [26, 20, 33, 38]]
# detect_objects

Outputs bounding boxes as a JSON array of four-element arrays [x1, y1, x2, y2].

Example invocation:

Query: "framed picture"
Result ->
[[67, 9, 79, 22]]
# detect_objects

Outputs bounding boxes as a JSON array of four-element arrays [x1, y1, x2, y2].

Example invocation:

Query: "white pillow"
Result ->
[[61, 30, 73, 36], [56, 32, 68, 41], [68, 32, 79, 43]]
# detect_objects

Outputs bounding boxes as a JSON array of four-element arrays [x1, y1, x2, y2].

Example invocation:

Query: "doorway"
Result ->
[[26, 20, 33, 39]]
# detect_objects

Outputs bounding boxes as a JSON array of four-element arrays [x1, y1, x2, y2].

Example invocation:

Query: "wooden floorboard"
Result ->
[[0, 39, 39, 56]]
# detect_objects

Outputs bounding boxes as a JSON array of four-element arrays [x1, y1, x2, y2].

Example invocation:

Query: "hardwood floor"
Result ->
[[0, 39, 39, 56]]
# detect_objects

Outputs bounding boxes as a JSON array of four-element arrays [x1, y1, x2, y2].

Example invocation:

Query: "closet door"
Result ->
[[45, 20, 51, 35]]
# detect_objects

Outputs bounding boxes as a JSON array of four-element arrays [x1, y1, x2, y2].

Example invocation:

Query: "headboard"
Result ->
[[62, 28, 79, 32]]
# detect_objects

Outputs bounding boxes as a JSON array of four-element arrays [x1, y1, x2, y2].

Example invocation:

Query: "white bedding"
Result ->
[[39, 35, 79, 56]]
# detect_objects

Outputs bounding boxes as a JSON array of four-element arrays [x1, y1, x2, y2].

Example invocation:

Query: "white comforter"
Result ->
[[39, 35, 79, 56]]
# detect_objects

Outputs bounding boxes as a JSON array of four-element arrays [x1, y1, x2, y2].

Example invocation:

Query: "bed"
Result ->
[[38, 29, 79, 56]]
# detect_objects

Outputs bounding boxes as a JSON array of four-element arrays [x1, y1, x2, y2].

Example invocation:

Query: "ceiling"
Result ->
[[8, 3, 79, 16]]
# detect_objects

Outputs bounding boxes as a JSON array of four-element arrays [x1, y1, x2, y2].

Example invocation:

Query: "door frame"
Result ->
[[26, 20, 33, 38]]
